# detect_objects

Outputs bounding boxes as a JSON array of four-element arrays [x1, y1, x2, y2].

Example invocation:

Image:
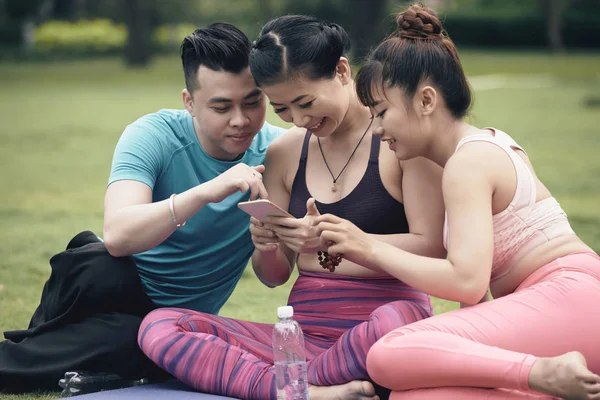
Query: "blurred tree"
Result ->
[[345, 0, 389, 62], [2, 0, 52, 50], [257, 0, 273, 19], [52, 0, 75, 19], [122, 0, 151, 67], [119, 0, 198, 67], [283, 0, 389, 63], [4, 0, 596, 60], [193, 0, 286, 40], [3, 0, 45, 23], [431, 0, 597, 51], [539, 0, 571, 51], [36, 0, 199, 67]]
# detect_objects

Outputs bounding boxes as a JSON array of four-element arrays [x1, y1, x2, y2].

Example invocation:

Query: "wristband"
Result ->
[[169, 193, 186, 228]]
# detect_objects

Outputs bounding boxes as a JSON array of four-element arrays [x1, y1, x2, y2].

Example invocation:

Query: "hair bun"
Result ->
[[395, 3, 442, 40], [320, 21, 352, 54], [320, 21, 341, 35]]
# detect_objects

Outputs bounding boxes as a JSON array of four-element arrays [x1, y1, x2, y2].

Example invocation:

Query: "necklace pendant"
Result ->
[[317, 118, 373, 196]]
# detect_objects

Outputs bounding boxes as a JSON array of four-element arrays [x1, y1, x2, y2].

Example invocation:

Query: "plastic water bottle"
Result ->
[[273, 306, 309, 400]]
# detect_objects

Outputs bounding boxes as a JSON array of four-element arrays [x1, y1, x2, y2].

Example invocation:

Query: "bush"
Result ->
[[442, 12, 600, 49], [153, 24, 197, 53], [34, 19, 127, 55], [30, 20, 198, 58]]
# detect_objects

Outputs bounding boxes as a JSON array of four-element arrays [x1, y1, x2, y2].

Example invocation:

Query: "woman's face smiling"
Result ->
[[368, 84, 431, 160], [261, 60, 352, 137]]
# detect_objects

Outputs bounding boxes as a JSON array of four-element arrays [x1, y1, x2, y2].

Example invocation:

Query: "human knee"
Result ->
[[369, 301, 430, 336], [366, 330, 407, 387], [138, 308, 186, 349], [369, 303, 395, 320]]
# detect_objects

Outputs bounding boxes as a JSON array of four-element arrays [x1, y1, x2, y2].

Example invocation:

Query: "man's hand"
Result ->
[[206, 164, 268, 203]]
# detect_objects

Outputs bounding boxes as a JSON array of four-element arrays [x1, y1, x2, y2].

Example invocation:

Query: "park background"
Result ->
[[1, 0, 599, 398]]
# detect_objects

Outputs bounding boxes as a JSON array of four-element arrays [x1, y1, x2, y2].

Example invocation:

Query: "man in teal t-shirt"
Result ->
[[104, 25, 284, 315], [0, 23, 285, 394], [107, 110, 281, 314]]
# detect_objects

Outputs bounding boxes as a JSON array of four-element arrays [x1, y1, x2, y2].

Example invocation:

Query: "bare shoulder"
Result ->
[[266, 126, 306, 163], [443, 141, 502, 191], [264, 126, 307, 183], [267, 126, 306, 154]]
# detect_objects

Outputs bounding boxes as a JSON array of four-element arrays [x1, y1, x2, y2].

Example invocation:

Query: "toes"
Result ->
[[585, 381, 600, 394], [579, 371, 600, 382], [585, 379, 600, 400], [359, 381, 376, 396]]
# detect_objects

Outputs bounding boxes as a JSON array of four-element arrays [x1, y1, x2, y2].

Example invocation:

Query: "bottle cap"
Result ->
[[277, 306, 293, 319]]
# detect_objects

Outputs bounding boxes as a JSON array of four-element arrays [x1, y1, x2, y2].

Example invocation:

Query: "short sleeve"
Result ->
[[107, 121, 167, 190]]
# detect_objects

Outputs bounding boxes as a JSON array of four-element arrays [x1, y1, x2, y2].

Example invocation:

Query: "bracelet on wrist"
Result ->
[[169, 193, 186, 228]]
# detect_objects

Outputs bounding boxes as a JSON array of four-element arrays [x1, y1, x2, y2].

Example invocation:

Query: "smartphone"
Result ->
[[237, 199, 294, 222]]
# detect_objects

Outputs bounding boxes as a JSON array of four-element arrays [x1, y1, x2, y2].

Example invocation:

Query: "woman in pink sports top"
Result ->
[[313, 3, 600, 399]]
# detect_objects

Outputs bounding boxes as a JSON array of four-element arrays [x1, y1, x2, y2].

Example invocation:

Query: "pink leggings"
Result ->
[[367, 252, 600, 399], [139, 271, 431, 399]]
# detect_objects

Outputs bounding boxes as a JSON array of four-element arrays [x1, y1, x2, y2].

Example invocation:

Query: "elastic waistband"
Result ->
[[299, 269, 404, 283], [516, 251, 600, 291], [290, 270, 432, 314]]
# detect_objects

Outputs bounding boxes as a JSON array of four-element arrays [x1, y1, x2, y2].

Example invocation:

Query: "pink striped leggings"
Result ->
[[138, 271, 432, 399], [367, 252, 600, 399]]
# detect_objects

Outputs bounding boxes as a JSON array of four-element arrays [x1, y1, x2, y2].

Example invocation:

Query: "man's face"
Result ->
[[183, 66, 267, 161]]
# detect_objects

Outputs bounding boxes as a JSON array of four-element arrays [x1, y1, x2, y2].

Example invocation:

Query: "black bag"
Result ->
[[0, 231, 168, 393]]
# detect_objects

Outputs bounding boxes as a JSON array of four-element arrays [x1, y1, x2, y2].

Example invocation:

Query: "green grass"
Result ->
[[1, 50, 599, 399]]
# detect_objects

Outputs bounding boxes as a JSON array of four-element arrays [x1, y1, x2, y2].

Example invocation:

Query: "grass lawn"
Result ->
[[1, 50, 599, 399]]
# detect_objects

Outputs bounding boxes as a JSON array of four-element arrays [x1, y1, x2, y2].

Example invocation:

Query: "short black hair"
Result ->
[[181, 22, 251, 93], [249, 15, 351, 87]]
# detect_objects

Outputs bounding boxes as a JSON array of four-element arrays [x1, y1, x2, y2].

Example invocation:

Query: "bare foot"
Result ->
[[529, 351, 600, 399], [308, 380, 380, 400]]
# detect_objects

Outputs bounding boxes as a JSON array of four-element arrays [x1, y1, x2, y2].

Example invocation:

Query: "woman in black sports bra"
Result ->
[[243, 15, 447, 400]]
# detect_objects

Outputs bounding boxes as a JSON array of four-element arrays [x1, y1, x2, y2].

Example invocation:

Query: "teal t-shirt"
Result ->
[[108, 109, 284, 314]]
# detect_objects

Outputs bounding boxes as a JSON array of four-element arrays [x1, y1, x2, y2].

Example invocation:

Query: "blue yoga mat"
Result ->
[[75, 381, 238, 399]]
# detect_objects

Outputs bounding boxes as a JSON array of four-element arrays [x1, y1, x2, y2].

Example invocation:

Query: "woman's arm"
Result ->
[[461, 290, 493, 308], [316, 149, 495, 304], [370, 157, 446, 258], [250, 132, 298, 287]]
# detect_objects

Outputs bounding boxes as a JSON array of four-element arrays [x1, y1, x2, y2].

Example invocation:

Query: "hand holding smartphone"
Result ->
[[237, 199, 293, 223]]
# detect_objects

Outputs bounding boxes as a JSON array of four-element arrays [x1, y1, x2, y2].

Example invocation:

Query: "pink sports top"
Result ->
[[443, 128, 575, 281]]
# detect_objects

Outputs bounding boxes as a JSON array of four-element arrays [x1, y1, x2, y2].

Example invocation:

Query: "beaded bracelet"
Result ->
[[169, 193, 186, 228], [317, 250, 343, 273]]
